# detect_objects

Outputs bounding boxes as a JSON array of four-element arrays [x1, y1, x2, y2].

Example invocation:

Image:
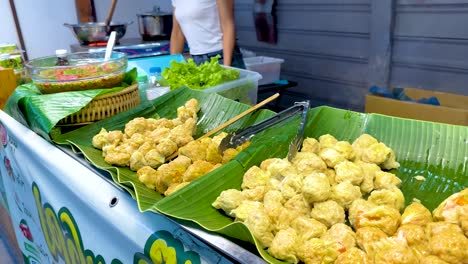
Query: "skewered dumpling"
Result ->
[[212, 189, 245, 217], [335, 247, 370, 264], [401, 201, 433, 226], [426, 222, 468, 264], [310, 200, 345, 228]]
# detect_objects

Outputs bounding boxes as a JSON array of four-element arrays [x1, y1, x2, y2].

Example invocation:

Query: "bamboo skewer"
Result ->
[[166, 93, 280, 161]]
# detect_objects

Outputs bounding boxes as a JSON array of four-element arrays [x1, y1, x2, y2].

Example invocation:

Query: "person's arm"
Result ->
[[217, 0, 235, 66], [170, 7, 186, 54]]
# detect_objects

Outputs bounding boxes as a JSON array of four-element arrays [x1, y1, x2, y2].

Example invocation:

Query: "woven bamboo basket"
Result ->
[[58, 83, 140, 126]]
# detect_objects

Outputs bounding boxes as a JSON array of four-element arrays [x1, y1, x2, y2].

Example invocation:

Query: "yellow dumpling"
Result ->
[[291, 216, 327, 241], [241, 166, 271, 189], [329, 182, 362, 209], [334, 160, 364, 185], [335, 247, 370, 264], [355, 226, 387, 257], [357, 205, 401, 236], [348, 199, 377, 229], [311, 200, 345, 228], [426, 222, 468, 264], [302, 172, 331, 203], [400, 201, 433, 226], [268, 228, 299, 264], [244, 209, 274, 249], [212, 189, 245, 216], [231, 200, 264, 222], [367, 187, 405, 212], [296, 238, 340, 264], [355, 160, 381, 194], [321, 223, 356, 252], [292, 152, 327, 174], [374, 171, 402, 190], [372, 237, 419, 264], [432, 188, 468, 224], [301, 137, 320, 154]]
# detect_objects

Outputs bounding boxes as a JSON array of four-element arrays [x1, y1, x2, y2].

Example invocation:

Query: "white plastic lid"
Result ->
[[55, 49, 68, 57]]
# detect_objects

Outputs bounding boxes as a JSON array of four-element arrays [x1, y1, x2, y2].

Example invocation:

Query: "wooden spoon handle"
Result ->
[[105, 0, 118, 26], [199, 93, 280, 140], [166, 93, 280, 161]]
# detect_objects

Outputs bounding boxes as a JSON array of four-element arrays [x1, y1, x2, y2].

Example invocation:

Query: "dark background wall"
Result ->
[[235, 0, 468, 111]]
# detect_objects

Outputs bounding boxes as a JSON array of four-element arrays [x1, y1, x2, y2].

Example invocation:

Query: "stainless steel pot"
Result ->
[[64, 22, 132, 45], [137, 6, 173, 41]]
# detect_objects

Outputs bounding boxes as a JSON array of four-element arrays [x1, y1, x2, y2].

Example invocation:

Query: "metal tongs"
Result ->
[[218, 100, 310, 160]]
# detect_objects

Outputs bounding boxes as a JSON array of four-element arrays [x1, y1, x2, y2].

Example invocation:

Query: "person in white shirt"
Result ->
[[170, 0, 245, 68]]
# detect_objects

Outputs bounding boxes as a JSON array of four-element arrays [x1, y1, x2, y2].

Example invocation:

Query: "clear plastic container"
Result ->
[[25, 51, 127, 94], [244, 56, 284, 86], [201, 66, 262, 105], [146, 66, 169, 100]]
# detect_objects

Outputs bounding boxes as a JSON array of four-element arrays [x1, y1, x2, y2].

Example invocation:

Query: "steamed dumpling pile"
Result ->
[[212, 133, 468, 264]]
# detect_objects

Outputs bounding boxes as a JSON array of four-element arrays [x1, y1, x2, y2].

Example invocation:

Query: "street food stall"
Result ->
[[0, 1, 467, 263]]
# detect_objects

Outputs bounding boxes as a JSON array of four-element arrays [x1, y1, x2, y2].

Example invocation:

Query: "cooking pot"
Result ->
[[137, 6, 173, 41], [64, 22, 132, 45]]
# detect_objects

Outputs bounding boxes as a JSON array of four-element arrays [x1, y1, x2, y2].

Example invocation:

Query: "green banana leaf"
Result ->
[[53, 87, 277, 210], [4, 68, 138, 140], [155, 106, 468, 264], [54, 87, 467, 264]]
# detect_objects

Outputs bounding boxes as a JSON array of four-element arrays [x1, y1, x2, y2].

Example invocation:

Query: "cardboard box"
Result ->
[[365, 87, 468, 126]]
